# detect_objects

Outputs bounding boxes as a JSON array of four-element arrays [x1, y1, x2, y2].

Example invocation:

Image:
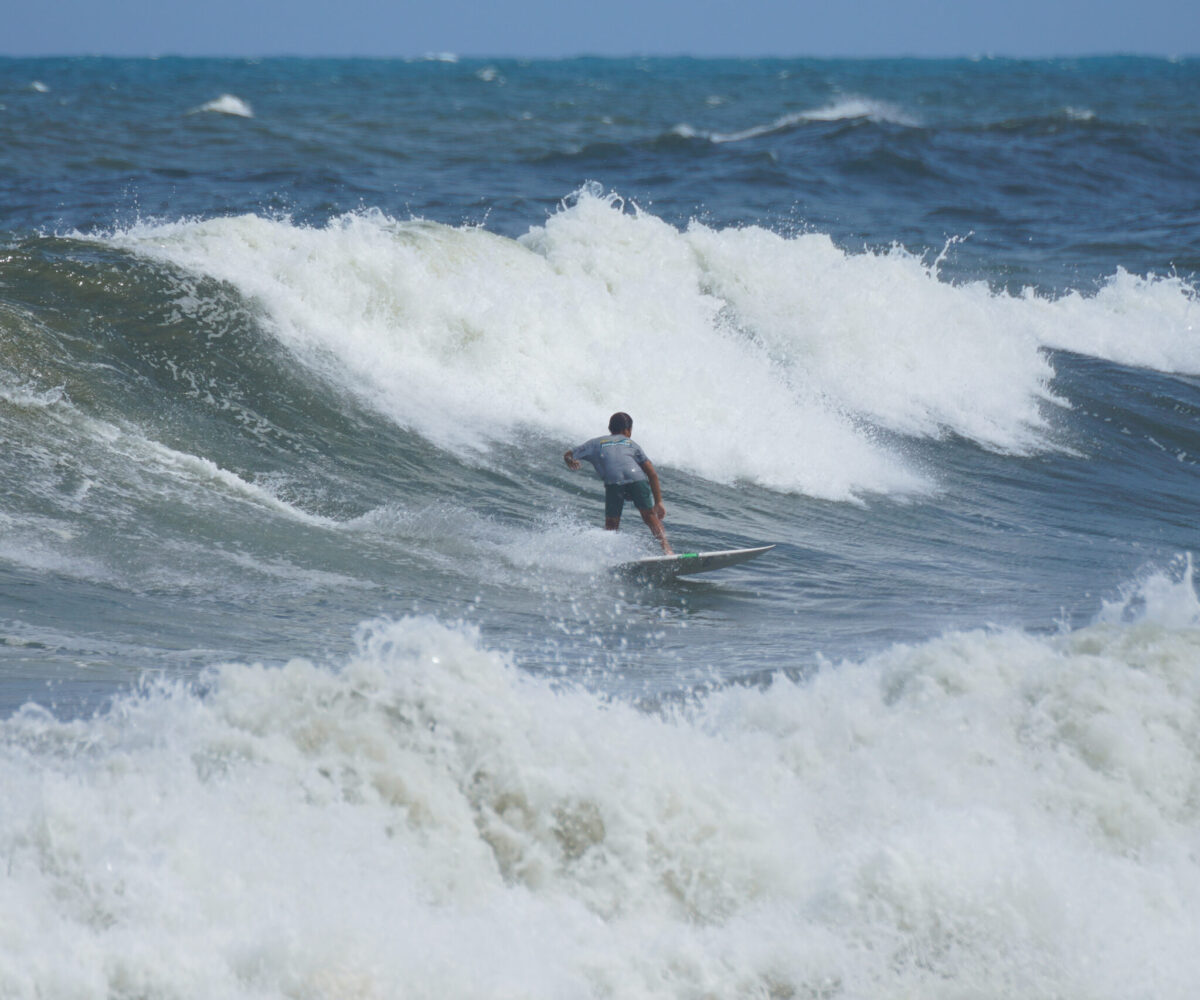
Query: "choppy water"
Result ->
[[1, 55, 1199, 998]]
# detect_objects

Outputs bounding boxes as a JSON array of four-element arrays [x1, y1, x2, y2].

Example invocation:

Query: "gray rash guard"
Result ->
[[572, 435, 649, 485]]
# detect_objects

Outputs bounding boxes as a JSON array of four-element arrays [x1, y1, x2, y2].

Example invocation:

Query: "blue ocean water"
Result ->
[[1, 56, 1199, 997]]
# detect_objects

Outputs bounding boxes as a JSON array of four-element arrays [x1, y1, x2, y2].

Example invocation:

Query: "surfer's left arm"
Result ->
[[563, 449, 581, 471], [641, 460, 666, 519]]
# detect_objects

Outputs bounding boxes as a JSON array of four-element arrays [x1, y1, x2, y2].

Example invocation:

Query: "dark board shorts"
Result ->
[[605, 480, 654, 519]]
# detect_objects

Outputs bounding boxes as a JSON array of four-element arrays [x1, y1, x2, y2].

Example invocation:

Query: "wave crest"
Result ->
[[98, 190, 1197, 497]]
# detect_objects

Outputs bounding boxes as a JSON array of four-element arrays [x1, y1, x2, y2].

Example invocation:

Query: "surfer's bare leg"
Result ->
[[605, 517, 620, 531], [639, 508, 673, 554], [637, 463, 672, 553]]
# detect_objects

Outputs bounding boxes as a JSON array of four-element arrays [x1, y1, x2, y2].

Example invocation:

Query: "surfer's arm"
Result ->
[[563, 450, 581, 471], [641, 461, 666, 518]]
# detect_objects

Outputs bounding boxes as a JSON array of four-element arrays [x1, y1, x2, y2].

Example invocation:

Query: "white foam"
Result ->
[[1096, 553, 1200, 628], [1032, 268, 1200, 373], [190, 94, 254, 118], [99, 190, 1199, 498], [2, 601, 1199, 997], [804, 96, 917, 125]]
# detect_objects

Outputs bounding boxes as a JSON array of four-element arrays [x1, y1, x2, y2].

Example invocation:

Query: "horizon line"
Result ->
[[1, 50, 1197, 62]]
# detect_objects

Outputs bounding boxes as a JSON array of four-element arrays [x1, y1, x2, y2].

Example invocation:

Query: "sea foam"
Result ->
[[1, 566, 1199, 998]]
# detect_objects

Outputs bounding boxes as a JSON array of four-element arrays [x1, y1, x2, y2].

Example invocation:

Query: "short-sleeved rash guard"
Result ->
[[572, 434, 649, 485]]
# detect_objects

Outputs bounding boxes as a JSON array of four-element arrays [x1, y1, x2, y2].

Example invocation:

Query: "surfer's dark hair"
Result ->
[[608, 412, 633, 434]]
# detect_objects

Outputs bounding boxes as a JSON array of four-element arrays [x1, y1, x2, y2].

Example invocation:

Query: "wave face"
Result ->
[[1, 56, 1200, 997], [97, 192, 1198, 494]]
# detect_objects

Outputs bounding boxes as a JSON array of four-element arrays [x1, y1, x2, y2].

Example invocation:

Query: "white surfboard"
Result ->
[[615, 545, 775, 580]]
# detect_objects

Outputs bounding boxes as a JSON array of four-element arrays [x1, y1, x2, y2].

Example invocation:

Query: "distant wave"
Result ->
[[189, 94, 254, 118], [677, 101, 1116, 146], [674, 97, 919, 145]]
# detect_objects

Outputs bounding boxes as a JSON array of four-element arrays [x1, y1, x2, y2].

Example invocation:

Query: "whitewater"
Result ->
[[4, 580, 1200, 997]]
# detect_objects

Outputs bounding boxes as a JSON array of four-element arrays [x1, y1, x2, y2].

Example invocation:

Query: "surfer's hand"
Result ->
[[654, 503, 665, 519], [564, 451, 580, 471]]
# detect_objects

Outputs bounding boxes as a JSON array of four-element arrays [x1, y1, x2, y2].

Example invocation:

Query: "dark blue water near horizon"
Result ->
[[4, 56, 1198, 285], [1, 55, 1199, 999]]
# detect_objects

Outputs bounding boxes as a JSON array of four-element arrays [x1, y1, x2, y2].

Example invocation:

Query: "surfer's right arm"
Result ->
[[641, 460, 666, 520]]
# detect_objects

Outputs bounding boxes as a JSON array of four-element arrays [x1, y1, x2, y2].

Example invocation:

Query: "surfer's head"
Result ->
[[608, 412, 633, 435]]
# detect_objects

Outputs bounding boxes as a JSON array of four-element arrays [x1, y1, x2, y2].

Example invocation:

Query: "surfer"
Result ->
[[564, 412, 674, 554]]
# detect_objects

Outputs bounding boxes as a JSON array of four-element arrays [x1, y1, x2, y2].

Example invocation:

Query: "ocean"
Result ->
[[1, 54, 1199, 997]]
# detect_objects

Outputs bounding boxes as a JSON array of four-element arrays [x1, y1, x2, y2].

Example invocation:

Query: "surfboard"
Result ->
[[615, 545, 775, 580]]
